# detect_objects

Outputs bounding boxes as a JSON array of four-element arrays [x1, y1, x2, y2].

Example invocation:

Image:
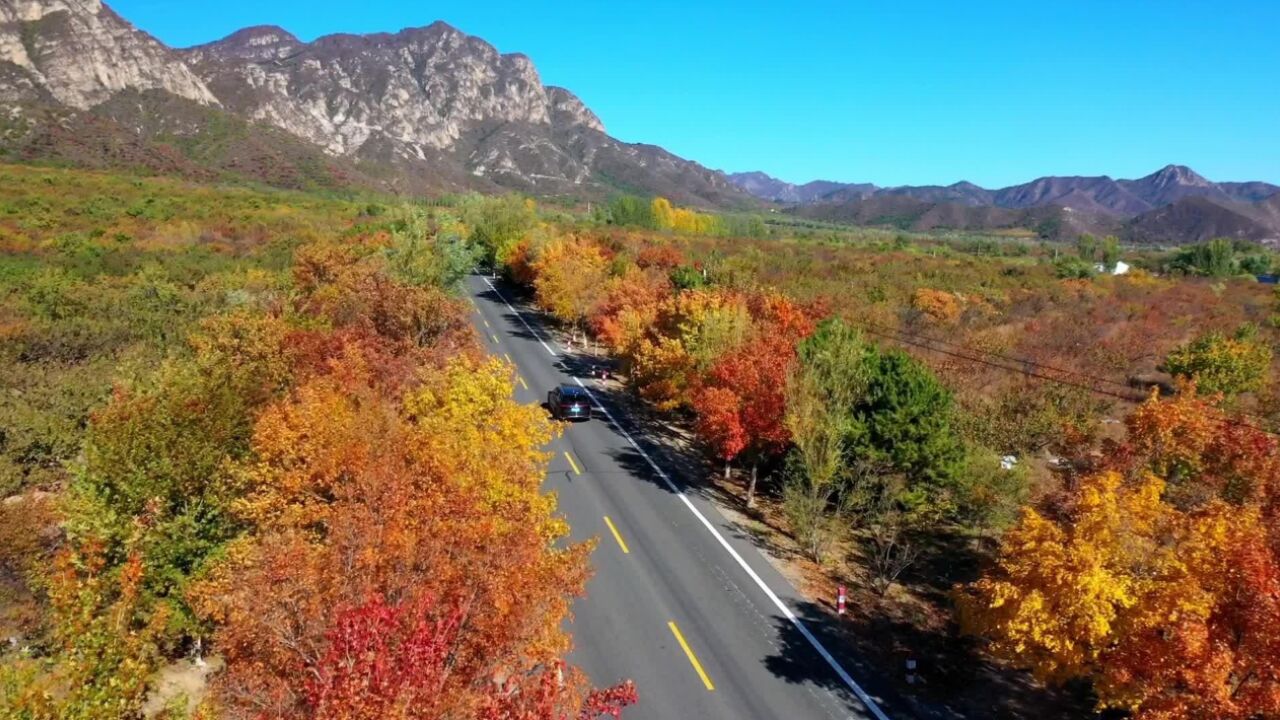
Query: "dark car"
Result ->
[[548, 384, 592, 421]]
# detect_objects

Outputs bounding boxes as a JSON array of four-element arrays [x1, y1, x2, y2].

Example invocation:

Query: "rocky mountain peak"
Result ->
[[186, 25, 301, 63], [180, 15, 622, 167], [547, 86, 604, 133], [1122, 163, 1225, 207], [0, 0, 216, 108], [1146, 163, 1212, 188], [0, 0, 753, 207], [2, 0, 99, 23]]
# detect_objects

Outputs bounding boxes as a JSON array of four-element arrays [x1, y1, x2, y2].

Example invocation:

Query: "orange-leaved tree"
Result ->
[[960, 388, 1280, 719], [695, 333, 802, 507], [194, 349, 633, 719]]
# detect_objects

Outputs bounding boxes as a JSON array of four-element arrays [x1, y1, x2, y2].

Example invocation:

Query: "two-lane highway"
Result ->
[[465, 273, 898, 720]]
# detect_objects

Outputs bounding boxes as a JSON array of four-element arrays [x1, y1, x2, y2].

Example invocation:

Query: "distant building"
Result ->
[[1095, 260, 1131, 276]]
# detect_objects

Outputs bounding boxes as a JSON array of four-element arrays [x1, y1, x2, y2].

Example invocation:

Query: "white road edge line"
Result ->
[[476, 276, 891, 720], [483, 277, 558, 357]]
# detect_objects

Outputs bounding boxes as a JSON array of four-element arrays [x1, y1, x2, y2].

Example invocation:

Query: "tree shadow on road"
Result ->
[[763, 596, 1103, 720]]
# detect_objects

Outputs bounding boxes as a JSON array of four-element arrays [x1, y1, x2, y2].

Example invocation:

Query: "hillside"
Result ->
[[749, 165, 1280, 244], [787, 193, 1118, 240], [0, 0, 754, 206]]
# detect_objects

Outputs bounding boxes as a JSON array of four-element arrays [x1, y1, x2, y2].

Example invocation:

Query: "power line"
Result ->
[[864, 320, 1137, 393], [860, 323, 1280, 439], [861, 326, 1144, 403]]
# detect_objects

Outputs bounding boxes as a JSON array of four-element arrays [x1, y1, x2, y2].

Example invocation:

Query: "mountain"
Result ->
[[1219, 181, 1280, 204], [732, 165, 1278, 216], [725, 172, 867, 204], [992, 175, 1151, 215], [0, 0, 215, 108], [0, 0, 753, 206], [789, 186, 1280, 246], [790, 194, 1116, 240], [1127, 195, 1280, 246], [734, 166, 1280, 244], [877, 181, 994, 207]]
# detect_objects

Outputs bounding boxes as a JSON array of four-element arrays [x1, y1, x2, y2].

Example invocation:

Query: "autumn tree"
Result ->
[[634, 243, 685, 272], [651, 197, 675, 231], [1161, 324, 1273, 398], [693, 386, 747, 481], [783, 320, 868, 561], [305, 594, 636, 720], [624, 289, 749, 410], [195, 352, 633, 719], [533, 237, 609, 337], [1, 543, 169, 720], [961, 389, 1280, 719], [587, 264, 669, 352], [697, 333, 799, 507], [465, 194, 537, 267], [911, 288, 963, 325], [383, 208, 480, 290]]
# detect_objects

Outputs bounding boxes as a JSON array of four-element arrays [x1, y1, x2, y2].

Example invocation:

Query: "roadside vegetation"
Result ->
[[0, 165, 635, 719], [485, 192, 1280, 718], [2, 165, 1277, 718]]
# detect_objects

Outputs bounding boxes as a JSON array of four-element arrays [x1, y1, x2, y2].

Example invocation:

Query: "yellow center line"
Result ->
[[491, 333, 501, 345], [668, 621, 715, 691], [603, 516, 630, 554], [516, 375, 529, 391], [564, 451, 582, 476], [483, 318, 491, 328], [503, 353, 513, 364]]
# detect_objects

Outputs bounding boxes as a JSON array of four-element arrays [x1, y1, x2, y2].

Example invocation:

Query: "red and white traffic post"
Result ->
[[837, 585, 847, 616]]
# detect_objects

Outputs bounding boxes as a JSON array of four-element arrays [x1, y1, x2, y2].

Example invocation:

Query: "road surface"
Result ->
[[465, 273, 902, 720]]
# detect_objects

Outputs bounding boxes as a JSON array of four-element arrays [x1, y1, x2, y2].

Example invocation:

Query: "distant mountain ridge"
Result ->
[[729, 165, 1278, 214], [731, 166, 1280, 245], [0, 1, 1274, 244], [0, 0, 754, 205]]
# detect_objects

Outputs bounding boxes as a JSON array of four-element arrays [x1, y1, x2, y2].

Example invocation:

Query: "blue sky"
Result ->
[[114, 1, 1279, 187]]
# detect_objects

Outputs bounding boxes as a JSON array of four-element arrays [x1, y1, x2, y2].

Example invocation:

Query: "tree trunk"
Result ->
[[746, 463, 759, 508]]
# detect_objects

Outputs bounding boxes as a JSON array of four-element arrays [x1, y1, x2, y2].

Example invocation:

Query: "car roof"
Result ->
[[559, 384, 587, 395]]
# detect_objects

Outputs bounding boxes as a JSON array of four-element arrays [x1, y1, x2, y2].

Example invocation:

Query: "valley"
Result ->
[[1, 2, 1278, 719]]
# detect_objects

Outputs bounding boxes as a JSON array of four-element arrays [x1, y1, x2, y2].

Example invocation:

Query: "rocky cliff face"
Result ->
[[0, 0, 216, 108], [185, 22, 596, 157], [178, 21, 714, 200], [0, 1, 751, 206]]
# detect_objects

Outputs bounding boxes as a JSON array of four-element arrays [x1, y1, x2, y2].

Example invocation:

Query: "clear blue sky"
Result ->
[[114, 1, 1279, 188]]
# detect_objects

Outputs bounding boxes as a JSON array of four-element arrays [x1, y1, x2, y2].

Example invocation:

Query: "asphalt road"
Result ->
[[465, 273, 902, 720]]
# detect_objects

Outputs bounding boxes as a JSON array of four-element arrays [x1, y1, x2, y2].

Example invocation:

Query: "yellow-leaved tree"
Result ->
[[651, 197, 675, 231], [958, 471, 1184, 682], [531, 236, 609, 336]]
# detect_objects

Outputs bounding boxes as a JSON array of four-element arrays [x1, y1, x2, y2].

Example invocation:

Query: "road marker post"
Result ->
[[837, 585, 847, 616]]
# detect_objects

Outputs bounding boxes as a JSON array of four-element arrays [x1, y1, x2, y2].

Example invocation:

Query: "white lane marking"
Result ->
[[569, 382, 890, 720], [482, 277, 558, 357], [478, 277, 890, 720]]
